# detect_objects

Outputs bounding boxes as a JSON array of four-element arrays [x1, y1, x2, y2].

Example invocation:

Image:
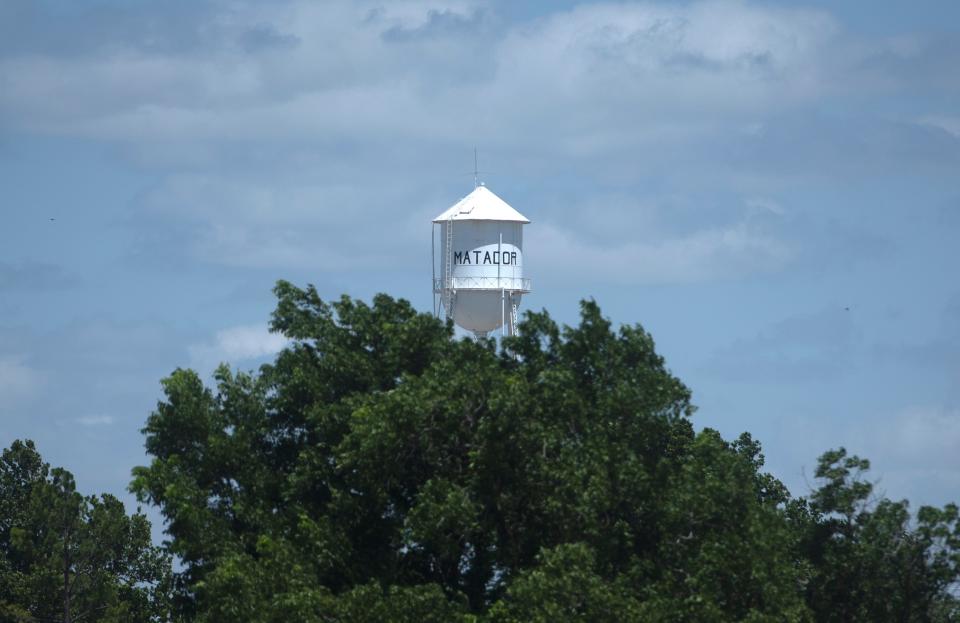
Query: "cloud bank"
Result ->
[[189, 324, 289, 373], [0, 356, 41, 401], [4, 0, 956, 287]]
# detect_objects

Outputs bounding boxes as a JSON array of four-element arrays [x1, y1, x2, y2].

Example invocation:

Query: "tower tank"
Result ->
[[432, 184, 531, 338]]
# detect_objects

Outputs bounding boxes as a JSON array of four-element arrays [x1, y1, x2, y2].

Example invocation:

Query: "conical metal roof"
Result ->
[[432, 185, 530, 223]]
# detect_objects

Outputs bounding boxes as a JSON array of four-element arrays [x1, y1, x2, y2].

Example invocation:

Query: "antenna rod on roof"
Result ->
[[474, 147, 479, 188]]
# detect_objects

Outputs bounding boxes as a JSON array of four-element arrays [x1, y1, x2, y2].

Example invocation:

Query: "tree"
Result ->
[[4, 288, 956, 621], [130, 282, 960, 621], [803, 448, 960, 622], [127, 284, 774, 620], [0, 440, 173, 622]]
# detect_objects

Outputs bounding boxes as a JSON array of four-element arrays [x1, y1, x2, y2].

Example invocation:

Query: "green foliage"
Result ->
[[0, 440, 173, 622], [128, 282, 960, 621], [802, 448, 960, 622], [487, 543, 642, 622]]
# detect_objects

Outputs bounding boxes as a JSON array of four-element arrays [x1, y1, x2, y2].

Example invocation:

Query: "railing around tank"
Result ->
[[433, 277, 531, 293]]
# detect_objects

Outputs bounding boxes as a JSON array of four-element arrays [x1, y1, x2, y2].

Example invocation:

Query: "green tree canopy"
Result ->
[[130, 282, 960, 622], [0, 440, 173, 623]]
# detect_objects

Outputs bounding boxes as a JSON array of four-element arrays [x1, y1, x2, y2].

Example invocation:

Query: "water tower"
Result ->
[[432, 184, 531, 338]]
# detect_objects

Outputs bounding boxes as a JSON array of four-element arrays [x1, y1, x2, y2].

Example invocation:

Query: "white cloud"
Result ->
[[494, 1, 837, 111], [134, 173, 430, 269], [873, 406, 960, 465], [213, 325, 289, 360], [0, 356, 42, 402], [189, 324, 289, 371], [529, 217, 793, 285], [0, 0, 947, 279], [704, 307, 859, 383], [746, 197, 786, 216], [0, 0, 845, 276], [917, 116, 960, 138], [76, 415, 114, 427], [364, 0, 480, 29], [0, 0, 840, 147], [858, 405, 960, 506]]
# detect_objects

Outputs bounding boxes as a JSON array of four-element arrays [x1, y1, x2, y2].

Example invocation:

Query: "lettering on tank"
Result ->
[[452, 251, 519, 265]]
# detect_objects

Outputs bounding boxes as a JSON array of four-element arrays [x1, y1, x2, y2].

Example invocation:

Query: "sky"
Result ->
[[1, 0, 959, 535]]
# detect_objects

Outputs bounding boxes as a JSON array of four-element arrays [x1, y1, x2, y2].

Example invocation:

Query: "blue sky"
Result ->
[[1, 0, 959, 534]]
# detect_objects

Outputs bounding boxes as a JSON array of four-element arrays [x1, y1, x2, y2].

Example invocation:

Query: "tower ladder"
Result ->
[[443, 215, 455, 321]]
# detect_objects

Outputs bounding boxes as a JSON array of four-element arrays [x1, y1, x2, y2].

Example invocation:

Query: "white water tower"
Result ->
[[432, 184, 531, 338]]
